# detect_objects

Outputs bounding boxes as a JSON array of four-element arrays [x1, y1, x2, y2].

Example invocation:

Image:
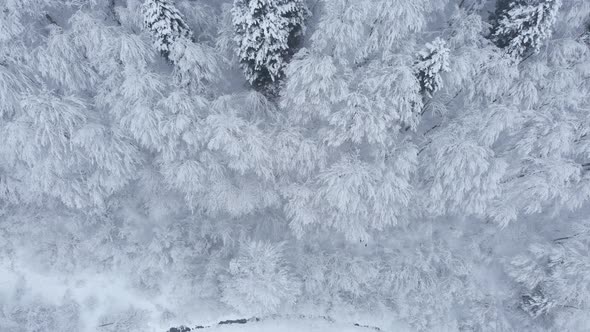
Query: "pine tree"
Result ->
[[489, 0, 527, 28], [232, 0, 308, 92], [491, 0, 562, 58], [415, 37, 451, 97], [143, 0, 193, 60], [280, 0, 425, 242]]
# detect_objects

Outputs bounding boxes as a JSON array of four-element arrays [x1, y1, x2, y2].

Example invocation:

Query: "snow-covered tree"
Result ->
[[491, 0, 562, 58], [279, 0, 427, 241], [506, 223, 590, 327], [143, 0, 193, 60], [221, 240, 301, 315], [232, 0, 308, 91], [415, 37, 451, 97]]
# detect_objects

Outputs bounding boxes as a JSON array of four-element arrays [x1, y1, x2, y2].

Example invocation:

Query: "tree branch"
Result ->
[[553, 233, 581, 242], [98, 322, 115, 328], [45, 13, 59, 26]]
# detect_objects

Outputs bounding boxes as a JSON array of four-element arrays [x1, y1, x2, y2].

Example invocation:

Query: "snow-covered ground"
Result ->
[[208, 319, 378, 332], [169, 317, 406, 332]]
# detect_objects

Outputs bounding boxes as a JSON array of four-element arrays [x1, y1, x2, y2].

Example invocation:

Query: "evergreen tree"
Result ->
[[280, 0, 426, 241], [415, 37, 451, 97], [489, 0, 526, 28], [232, 0, 308, 92], [143, 0, 193, 60], [491, 0, 562, 58], [221, 240, 301, 315]]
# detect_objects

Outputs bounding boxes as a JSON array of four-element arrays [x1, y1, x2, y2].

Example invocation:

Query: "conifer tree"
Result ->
[[280, 0, 426, 241], [221, 241, 301, 315], [489, 0, 526, 28], [415, 37, 451, 97], [232, 0, 308, 92], [491, 0, 562, 58], [143, 0, 193, 60]]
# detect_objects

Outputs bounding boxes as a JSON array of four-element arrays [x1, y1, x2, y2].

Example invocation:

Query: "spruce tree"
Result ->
[[143, 0, 193, 60], [415, 37, 451, 97], [232, 0, 308, 92], [489, 0, 527, 30], [491, 0, 562, 58]]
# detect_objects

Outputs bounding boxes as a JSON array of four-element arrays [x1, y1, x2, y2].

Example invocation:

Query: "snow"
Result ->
[[177, 318, 402, 332], [211, 320, 372, 332], [2, 0, 590, 331]]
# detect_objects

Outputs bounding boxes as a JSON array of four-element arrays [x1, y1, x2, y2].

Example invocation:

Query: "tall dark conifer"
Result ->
[[143, 0, 193, 60], [490, 0, 562, 58], [415, 37, 451, 97], [232, 0, 308, 93]]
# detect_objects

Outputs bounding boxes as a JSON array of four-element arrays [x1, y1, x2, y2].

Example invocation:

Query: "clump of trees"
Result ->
[[1, 0, 590, 331]]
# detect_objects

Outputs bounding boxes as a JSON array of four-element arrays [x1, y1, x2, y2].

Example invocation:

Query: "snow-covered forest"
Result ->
[[1, 0, 590, 331]]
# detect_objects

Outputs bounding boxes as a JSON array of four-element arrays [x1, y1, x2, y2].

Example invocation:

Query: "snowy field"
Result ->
[[166, 317, 398, 332]]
